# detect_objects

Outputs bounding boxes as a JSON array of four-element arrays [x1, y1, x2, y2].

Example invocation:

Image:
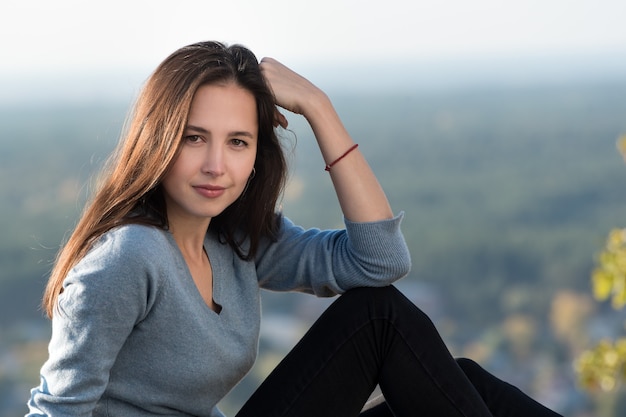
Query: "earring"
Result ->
[[240, 168, 256, 199]]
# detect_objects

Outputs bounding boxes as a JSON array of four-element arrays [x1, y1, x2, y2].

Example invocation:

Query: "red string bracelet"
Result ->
[[324, 143, 359, 172]]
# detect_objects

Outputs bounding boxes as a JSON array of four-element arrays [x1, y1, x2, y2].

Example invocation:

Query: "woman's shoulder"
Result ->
[[87, 223, 174, 266], [64, 223, 177, 293], [104, 222, 167, 241], [61, 224, 174, 321]]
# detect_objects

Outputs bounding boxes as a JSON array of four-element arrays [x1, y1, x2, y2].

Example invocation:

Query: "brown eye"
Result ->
[[231, 138, 248, 147], [185, 135, 202, 143]]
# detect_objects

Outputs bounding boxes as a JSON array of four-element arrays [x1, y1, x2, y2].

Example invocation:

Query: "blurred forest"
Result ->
[[2, 78, 626, 416]]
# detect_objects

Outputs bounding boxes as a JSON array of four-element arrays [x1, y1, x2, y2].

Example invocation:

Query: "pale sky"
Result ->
[[1, 0, 625, 99]]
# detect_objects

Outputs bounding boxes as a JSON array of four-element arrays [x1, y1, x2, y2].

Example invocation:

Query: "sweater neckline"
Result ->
[[164, 230, 223, 316]]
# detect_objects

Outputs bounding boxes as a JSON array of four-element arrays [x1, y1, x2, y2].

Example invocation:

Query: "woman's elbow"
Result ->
[[369, 251, 412, 285]]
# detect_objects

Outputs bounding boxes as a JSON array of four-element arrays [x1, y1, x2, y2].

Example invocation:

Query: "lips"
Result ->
[[193, 185, 226, 198]]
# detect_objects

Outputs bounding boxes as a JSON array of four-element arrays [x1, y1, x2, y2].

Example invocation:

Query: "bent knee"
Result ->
[[340, 285, 402, 305], [456, 357, 484, 378], [339, 285, 427, 321]]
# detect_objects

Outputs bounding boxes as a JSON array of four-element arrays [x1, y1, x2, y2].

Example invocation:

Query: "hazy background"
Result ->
[[2, 0, 626, 102], [2, 1, 626, 416]]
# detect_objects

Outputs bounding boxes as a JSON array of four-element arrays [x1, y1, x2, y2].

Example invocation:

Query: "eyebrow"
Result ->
[[185, 124, 255, 138]]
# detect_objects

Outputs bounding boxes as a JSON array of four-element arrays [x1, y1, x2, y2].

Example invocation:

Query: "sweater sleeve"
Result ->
[[255, 212, 411, 296], [27, 225, 162, 417]]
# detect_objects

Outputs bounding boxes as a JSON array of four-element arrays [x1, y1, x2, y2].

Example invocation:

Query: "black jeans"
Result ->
[[236, 286, 563, 417]]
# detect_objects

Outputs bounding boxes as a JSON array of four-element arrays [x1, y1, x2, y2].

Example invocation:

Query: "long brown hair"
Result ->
[[43, 41, 287, 318]]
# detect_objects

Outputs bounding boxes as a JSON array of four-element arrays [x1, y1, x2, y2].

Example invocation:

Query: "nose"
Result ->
[[201, 144, 225, 176]]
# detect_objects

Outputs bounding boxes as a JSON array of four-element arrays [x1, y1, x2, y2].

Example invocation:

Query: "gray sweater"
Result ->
[[27, 214, 411, 417]]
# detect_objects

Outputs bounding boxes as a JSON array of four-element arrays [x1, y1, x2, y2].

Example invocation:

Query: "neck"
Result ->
[[168, 217, 211, 262]]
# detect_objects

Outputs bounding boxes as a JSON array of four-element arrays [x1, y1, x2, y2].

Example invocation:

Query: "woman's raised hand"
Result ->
[[259, 57, 329, 124]]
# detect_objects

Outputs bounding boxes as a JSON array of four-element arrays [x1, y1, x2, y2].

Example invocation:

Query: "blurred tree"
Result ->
[[576, 135, 626, 392]]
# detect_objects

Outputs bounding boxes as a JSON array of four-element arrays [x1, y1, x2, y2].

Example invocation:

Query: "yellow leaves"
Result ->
[[575, 339, 626, 392], [591, 270, 612, 302], [591, 228, 626, 309]]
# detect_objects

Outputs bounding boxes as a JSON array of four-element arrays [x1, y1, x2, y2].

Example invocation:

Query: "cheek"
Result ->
[[161, 154, 191, 192], [235, 165, 254, 187], [233, 158, 256, 192], [167, 150, 197, 178]]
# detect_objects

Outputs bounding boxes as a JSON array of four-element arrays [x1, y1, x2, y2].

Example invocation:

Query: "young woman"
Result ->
[[27, 41, 563, 417]]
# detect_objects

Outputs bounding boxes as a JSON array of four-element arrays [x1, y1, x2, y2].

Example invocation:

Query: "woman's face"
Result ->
[[162, 82, 258, 228]]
